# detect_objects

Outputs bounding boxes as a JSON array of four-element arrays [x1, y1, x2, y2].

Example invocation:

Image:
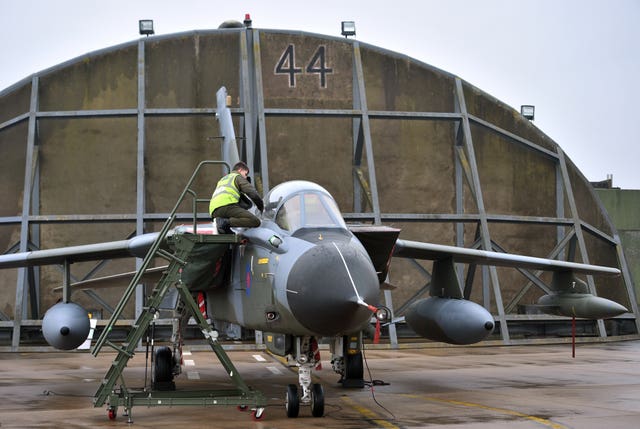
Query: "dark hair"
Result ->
[[233, 161, 249, 172]]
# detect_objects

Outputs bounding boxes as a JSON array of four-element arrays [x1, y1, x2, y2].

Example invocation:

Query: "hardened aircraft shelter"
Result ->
[[0, 22, 638, 350]]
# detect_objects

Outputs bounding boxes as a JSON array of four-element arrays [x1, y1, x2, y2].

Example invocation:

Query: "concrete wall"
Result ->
[[596, 189, 640, 304]]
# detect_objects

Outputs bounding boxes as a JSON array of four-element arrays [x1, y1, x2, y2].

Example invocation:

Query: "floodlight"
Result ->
[[341, 21, 356, 38], [139, 20, 155, 36], [521, 105, 535, 120]]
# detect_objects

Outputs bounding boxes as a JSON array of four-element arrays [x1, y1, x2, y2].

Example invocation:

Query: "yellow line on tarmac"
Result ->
[[403, 394, 568, 429], [340, 396, 399, 429]]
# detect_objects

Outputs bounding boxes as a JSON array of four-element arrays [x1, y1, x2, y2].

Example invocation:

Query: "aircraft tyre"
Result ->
[[346, 352, 363, 377], [154, 346, 173, 383], [342, 351, 365, 388], [285, 384, 300, 418], [311, 383, 325, 417]]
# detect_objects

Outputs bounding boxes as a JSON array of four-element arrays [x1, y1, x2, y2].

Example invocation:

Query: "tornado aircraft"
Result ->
[[0, 88, 627, 422]]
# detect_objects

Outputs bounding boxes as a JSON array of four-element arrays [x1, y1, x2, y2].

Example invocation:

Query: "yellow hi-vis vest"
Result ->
[[209, 172, 241, 214]]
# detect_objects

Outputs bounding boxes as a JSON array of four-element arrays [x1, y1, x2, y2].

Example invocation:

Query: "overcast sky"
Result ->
[[1, 0, 638, 188]]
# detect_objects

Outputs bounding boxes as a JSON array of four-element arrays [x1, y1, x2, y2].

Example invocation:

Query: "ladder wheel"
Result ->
[[107, 407, 117, 420], [252, 407, 265, 421], [154, 346, 174, 383]]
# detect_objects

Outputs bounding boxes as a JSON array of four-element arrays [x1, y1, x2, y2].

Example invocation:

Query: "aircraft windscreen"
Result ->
[[274, 192, 346, 232]]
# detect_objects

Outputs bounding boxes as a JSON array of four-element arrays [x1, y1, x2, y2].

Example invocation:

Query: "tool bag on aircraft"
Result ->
[[180, 243, 231, 291]]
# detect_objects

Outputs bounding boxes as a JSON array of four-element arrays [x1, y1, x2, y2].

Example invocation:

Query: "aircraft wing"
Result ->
[[0, 227, 234, 292], [393, 239, 621, 276], [51, 266, 168, 292], [0, 233, 160, 269]]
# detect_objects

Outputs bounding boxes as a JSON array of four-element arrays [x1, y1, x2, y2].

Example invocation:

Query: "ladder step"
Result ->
[[105, 340, 134, 357], [156, 248, 187, 265]]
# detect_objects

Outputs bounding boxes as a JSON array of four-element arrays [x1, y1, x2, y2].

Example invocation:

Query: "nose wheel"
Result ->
[[285, 384, 300, 417], [310, 383, 325, 417], [284, 341, 325, 419], [285, 377, 325, 418]]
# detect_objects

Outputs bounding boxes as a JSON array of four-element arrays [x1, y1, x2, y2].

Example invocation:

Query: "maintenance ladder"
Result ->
[[91, 161, 266, 421]]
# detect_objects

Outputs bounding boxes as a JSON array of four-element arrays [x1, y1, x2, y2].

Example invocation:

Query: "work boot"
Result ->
[[215, 218, 232, 234]]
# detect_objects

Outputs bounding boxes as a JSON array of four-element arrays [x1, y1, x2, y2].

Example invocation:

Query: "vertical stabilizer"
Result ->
[[216, 87, 240, 168]]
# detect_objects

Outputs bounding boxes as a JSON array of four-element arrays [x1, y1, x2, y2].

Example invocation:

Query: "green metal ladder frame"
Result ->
[[91, 160, 266, 419]]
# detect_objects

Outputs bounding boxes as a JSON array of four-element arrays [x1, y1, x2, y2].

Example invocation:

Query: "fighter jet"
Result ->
[[0, 88, 627, 421]]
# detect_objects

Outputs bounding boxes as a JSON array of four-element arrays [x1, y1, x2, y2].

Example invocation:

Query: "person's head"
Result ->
[[233, 161, 249, 178]]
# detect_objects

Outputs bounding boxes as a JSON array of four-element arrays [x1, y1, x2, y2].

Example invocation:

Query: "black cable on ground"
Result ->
[[361, 341, 396, 421]]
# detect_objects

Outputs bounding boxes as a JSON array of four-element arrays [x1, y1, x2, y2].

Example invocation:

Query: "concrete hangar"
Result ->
[[0, 19, 637, 351]]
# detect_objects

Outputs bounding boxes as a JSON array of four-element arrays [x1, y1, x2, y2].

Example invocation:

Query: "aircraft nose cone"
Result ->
[[287, 241, 379, 336]]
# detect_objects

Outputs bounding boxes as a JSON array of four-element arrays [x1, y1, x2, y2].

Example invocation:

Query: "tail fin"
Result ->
[[216, 86, 240, 169]]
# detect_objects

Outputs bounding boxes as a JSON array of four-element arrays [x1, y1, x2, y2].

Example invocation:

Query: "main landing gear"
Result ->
[[331, 334, 365, 388], [285, 337, 325, 418]]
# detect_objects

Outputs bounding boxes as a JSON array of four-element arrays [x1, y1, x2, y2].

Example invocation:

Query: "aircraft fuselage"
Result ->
[[200, 180, 382, 339], [207, 224, 380, 337]]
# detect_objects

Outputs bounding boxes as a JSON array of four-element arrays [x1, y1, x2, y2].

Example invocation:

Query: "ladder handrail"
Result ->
[[92, 160, 230, 356], [93, 236, 198, 406]]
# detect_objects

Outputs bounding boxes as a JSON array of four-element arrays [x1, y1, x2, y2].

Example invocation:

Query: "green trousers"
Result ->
[[211, 204, 260, 228]]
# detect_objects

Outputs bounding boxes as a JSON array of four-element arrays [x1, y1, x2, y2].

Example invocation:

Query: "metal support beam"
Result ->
[[454, 78, 510, 343], [395, 259, 433, 315], [556, 162, 567, 262], [239, 30, 256, 174], [352, 41, 394, 348], [352, 54, 364, 213], [62, 260, 71, 303], [81, 290, 116, 315], [453, 94, 467, 283], [135, 38, 147, 320], [503, 231, 576, 313], [556, 148, 606, 337], [468, 114, 558, 160], [12, 76, 39, 351], [352, 42, 381, 225], [31, 146, 41, 319]]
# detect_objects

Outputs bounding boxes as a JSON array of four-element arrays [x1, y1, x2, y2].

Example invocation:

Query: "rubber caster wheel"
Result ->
[[252, 407, 265, 421], [311, 383, 325, 417], [285, 384, 300, 418], [107, 407, 117, 420]]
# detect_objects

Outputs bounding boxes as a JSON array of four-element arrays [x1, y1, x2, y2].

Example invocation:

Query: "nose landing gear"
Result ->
[[285, 337, 325, 418]]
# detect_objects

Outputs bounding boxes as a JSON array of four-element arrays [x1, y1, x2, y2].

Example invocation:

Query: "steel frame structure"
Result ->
[[1, 27, 638, 351]]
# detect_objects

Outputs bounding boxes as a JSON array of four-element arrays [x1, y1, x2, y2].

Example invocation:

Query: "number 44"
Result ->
[[275, 45, 333, 88]]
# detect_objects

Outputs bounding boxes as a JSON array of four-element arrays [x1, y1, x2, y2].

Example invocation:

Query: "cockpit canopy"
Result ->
[[263, 181, 347, 233]]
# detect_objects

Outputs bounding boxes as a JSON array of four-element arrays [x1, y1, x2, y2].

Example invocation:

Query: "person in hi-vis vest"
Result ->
[[209, 161, 264, 234]]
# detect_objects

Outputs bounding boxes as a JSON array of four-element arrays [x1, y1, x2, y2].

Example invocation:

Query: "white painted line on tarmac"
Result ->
[[185, 359, 195, 366], [266, 366, 283, 375], [183, 350, 192, 356], [187, 371, 201, 380], [253, 354, 266, 362]]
